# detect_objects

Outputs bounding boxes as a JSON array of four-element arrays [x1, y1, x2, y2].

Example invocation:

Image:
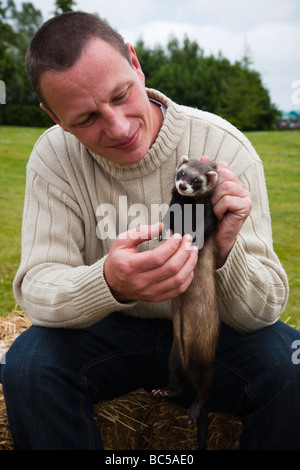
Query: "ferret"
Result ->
[[152, 155, 220, 450]]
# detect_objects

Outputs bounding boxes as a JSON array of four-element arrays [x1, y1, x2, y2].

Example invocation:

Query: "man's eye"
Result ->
[[113, 90, 129, 104], [79, 113, 97, 126]]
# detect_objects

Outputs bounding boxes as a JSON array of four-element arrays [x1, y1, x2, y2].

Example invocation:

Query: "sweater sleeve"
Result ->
[[215, 158, 289, 333], [13, 165, 134, 328]]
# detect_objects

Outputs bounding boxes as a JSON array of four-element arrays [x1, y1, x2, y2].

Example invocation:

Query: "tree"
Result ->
[[0, 0, 52, 126], [0, 0, 17, 96], [54, 0, 77, 15], [216, 61, 279, 130], [135, 37, 279, 130], [5, 0, 43, 104], [0, 7, 279, 130]]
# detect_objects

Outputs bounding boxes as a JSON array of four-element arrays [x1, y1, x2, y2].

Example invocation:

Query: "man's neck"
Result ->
[[149, 99, 164, 147]]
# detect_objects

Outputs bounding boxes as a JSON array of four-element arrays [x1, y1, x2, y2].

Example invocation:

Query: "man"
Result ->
[[1, 11, 299, 450]]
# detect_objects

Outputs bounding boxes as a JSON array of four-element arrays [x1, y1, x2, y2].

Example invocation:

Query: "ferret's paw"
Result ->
[[151, 388, 173, 397], [187, 404, 201, 423]]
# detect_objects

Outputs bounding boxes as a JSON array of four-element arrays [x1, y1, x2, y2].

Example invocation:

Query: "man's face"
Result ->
[[40, 39, 162, 164]]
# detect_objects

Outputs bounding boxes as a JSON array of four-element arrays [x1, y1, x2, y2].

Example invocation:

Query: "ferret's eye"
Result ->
[[177, 170, 185, 179], [193, 178, 200, 184]]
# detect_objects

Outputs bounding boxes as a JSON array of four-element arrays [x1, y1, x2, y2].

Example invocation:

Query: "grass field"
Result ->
[[0, 126, 299, 327]]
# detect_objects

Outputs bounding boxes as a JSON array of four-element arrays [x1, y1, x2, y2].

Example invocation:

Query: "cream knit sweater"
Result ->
[[13, 89, 289, 333]]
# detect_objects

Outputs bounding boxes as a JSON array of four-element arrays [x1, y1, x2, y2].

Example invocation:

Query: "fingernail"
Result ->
[[184, 234, 193, 243], [173, 233, 182, 242], [184, 236, 193, 250]]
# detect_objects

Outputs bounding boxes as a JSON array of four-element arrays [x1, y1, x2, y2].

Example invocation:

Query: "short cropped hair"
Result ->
[[25, 11, 131, 107]]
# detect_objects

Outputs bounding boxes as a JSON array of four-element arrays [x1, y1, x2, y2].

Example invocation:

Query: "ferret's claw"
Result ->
[[151, 388, 173, 397]]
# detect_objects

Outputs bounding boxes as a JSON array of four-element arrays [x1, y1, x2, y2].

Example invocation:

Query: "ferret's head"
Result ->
[[175, 155, 218, 197]]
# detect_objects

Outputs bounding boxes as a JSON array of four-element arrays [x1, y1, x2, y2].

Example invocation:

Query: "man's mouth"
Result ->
[[110, 129, 140, 150]]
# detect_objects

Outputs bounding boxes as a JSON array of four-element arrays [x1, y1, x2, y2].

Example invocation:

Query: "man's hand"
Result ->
[[104, 222, 199, 303], [201, 156, 252, 268]]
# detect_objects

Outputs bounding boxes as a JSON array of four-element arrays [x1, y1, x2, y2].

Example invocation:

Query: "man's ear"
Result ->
[[40, 103, 70, 133], [126, 43, 145, 83]]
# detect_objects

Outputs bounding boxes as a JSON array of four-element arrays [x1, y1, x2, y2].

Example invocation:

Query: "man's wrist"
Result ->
[[215, 240, 235, 269]]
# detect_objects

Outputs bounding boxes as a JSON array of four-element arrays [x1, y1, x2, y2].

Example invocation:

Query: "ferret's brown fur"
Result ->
[[152, 155, 220, 450]]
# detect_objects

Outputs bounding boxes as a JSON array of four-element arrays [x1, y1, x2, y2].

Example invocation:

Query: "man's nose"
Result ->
[[102, 108, 130, 140]]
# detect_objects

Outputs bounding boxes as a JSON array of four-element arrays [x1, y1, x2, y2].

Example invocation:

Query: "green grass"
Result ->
[[0, 126, 46, 316], [0, 127, 299, 328], [245, 131, 300, 328]]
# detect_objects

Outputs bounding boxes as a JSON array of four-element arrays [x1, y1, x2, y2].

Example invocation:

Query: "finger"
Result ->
[[212, 168, 248, 206], [215, 164, 247, 193], [200, 155, 211, 162], [116, 222, 163, 247], [139, 246, 198, 302], [111, 239, 197, 303], [213, 180, 249, 200], [153, 246, 198, 297], [217, 161, 230, 170], [216, 164, 240, 185], [214, 193, 252, 221], [136, 233, 193, 273], [151, 269, 196, 303], [146, 236, 198, 281]]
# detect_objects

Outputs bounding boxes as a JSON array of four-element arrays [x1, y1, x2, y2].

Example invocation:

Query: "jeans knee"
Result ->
[[1, 326, 59, 397], [1, 332, 36, 394]]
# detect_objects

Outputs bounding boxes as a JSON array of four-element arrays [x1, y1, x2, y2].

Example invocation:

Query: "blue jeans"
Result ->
[[1, 312, 300, 450]]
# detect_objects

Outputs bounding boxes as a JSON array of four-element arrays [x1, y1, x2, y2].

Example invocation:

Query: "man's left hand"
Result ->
[[201, 157, 252, 268]]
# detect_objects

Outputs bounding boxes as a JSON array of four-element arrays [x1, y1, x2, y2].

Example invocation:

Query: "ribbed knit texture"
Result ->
[[13, 89, 289, 332]]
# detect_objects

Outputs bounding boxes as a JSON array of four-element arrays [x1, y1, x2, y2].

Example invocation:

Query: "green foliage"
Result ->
[[216, 61, 281, 130], [1, 0, 43, 104], [0, 0, 79, 126], [53, 0, 77, 15], [0, 0, 45, 125], [0, 2, 280, 130], [0, 104, 53, 126], [136, 37, 280, 131]]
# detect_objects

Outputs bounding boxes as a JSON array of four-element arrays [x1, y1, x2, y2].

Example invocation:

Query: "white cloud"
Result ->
[[122, 21, 244, 62], [188, 0, 300, 30], [12, 0, 300, 110], [120, 17, 300, 110], [78, 0, 153, 27], [248, 22, 300, 68]]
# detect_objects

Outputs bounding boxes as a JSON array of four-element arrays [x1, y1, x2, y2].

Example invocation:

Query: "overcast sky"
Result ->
[[15, 0, 300, 111]]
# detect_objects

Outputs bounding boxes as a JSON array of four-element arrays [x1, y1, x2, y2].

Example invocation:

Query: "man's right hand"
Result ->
[[103, 222, 199, 303]]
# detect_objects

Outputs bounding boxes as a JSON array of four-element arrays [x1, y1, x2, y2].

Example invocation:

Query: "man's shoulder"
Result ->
[[172, 102, 261, 172], [178, 104, 247, 143], [29, 125, 87, 168], [27, 125, 88, 186], [33, 124, 80, 153]]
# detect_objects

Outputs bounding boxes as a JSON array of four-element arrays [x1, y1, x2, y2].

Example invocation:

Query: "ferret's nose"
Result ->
[[179, 183, 187, 191]]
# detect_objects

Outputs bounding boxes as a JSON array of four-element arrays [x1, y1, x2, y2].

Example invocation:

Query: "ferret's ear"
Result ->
[[180, 155, 189, 163], [207, 171, 218, 186]]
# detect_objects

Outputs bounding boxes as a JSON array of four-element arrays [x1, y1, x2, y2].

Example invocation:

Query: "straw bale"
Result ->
[[94, 391, 242, 450], [0, 312, 242, 450]]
